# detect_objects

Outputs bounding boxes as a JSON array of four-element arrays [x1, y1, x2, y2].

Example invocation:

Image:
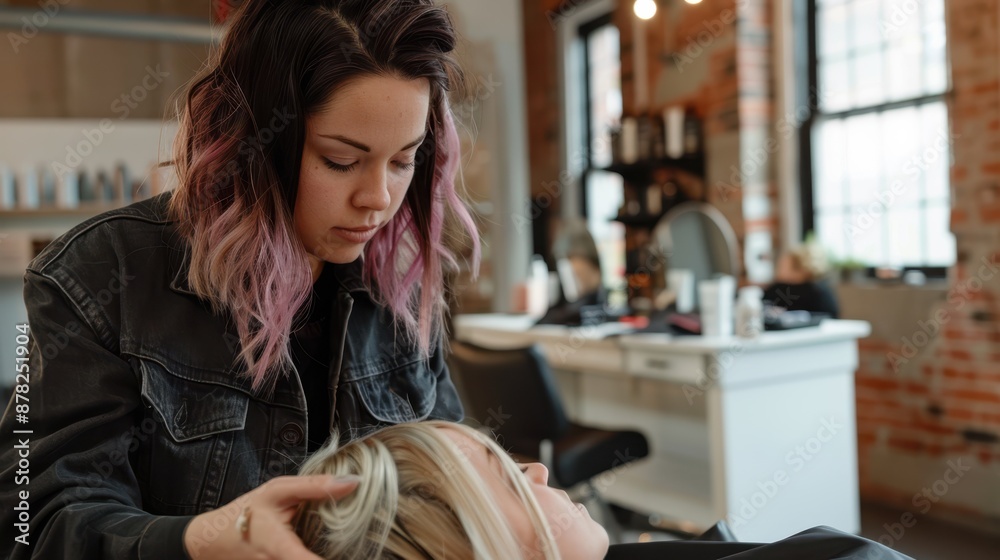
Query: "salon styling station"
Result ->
[[453, 314, 871, 543]]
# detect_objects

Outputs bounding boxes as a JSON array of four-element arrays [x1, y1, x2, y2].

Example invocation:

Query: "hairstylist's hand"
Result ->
[[183, 474, 360, 560]]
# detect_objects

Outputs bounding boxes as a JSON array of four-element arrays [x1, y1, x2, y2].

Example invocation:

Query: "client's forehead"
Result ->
[[435, 426, 539, 549], [437, 427, 502, 481]]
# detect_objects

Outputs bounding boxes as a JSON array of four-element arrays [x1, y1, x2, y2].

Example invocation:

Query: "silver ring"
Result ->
[[235, 505, 251, 540]]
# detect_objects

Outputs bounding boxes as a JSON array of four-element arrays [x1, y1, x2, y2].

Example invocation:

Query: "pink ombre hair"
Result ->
[[167, 0, 479, 397]]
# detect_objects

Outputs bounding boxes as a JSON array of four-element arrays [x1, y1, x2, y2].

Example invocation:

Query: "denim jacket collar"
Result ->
[[168, 243, 200, 299], [168, 240, 368, 299]]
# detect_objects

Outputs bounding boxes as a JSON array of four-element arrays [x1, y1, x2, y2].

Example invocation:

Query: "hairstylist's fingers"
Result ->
[[260, 474, 361, 509], [259, 525, 328, 560]]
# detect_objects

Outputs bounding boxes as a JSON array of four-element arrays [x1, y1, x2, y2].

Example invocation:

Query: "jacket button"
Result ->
[[279, 423, 304, 447]]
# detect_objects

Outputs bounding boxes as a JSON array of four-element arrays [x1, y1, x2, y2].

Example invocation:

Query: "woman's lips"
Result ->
[[331, 225, 378, 244]]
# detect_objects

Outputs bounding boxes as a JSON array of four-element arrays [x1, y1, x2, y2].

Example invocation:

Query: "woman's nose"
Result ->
[[353, 167, 391, 211], [524, 462, 549, 485]]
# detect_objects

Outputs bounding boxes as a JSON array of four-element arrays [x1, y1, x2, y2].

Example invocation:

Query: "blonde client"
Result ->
[[290, 421, 913, 560]]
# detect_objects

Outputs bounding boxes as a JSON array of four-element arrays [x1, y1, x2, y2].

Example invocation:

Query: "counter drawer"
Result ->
[[626, 351, 705, 384]]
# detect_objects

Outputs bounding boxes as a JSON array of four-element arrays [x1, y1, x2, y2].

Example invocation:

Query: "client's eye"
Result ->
[[518, 465, 529, 474]]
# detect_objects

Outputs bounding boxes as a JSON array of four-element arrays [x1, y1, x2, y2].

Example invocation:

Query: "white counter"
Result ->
[[453, 314, 871, 542]]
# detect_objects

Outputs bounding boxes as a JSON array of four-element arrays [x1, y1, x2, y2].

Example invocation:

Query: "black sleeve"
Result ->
[[428, 336, 464, 422], [0, 270, 195, 560], [603, 526, 915, 560]]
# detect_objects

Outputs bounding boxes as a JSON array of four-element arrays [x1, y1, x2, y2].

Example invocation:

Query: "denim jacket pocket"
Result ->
[[350, 354, 438, 426], [136, 355, 249, 514]]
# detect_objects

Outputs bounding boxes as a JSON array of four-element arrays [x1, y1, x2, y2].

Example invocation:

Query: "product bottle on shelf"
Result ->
[[620, 116, 639, 164], [0, 164, 15, 209], [58, 171, 80, 209], [115, 162, 131, 204], [649, 114, 665, 159], [96, 170, 114, 203], [17, 165, 40, 209], [78, 169, 97, 203], [736, 285, 764, 338], [683, 107, 702, 155], [39, 164, 57, 207]]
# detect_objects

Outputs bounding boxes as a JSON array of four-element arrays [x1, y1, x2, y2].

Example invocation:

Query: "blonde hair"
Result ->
[[787, 242, 830, 281], [294, 421, 561, 560]]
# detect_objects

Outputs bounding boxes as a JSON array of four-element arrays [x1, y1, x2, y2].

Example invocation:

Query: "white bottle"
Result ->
[[527, 255, 550, 318], [736, 286, 764, 338]]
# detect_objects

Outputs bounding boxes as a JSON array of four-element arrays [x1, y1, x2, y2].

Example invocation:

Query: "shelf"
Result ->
[[0, 205, 120, 218], [612, 213, 665, 227], [0, 8, 219, 43], [599, 153, 706, 184]]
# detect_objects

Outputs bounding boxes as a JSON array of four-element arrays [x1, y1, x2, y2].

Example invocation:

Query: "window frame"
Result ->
[[578, 11, 616, 220], [797, 0, 951, 279]]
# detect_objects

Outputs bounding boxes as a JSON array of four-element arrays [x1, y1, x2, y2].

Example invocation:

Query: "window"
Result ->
[[579, 13, 626, 292], [801, 0, 953, 272]]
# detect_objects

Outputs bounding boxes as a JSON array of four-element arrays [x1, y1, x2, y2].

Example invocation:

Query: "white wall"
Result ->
[[0, 119, 176, 386], [446, 0, 532, 312]]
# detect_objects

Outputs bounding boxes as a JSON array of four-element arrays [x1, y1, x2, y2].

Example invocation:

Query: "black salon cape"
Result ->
[[603, 526, 915, 560]]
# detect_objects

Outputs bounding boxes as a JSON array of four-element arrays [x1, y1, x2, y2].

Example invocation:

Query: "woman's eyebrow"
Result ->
[[318, 132, 426, 153], [483, 447, 519, 493]]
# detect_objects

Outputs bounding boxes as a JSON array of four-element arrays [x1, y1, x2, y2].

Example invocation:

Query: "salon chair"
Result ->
[[447, 340, 650, 543]]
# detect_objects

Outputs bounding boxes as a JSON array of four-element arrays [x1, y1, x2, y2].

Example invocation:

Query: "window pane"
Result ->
[[846, 113, 880, 170], [882, 0, 923, 42], [852, 0, 883, 52], [587, 24, 621, 168], [882, 106, 920, 177], [922, 6, 947, 94], [853, 49, 885, 107], [886, 206, 924, 266], [812, 0, 952, 268], [817, 210, 849, 261], [820, 57, 852, 113], [814, 119, 846, 210], [923, 44, 948, 94], [849, 204, 886, 265], [586, 171, 625, 289], [819, 3, 850, 59], [882, 106, 921, 207], [920, 102, 951, 202], [583, 21, 624, 290], [886, 39, 922, 101], [925, 203, 956, 266]]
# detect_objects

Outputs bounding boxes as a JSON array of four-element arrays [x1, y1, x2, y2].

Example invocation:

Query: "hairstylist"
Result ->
[[0, 0, 479, 558]]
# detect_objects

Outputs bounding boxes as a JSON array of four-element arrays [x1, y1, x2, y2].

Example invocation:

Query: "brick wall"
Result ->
[[853, 0, 1000, 533], [524, 0, 1000, 533], [521, 0, 564, 204], [620, 0, 776, 282], [521, 0, 776, 282]]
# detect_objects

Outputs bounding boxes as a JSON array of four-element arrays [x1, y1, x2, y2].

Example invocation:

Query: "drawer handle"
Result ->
[[646, 358, 671, 370]]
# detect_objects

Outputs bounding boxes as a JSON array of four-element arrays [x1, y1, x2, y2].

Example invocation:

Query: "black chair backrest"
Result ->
[[447, 340, 571, 448]]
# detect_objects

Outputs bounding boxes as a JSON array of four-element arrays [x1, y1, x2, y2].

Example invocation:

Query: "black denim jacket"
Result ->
[[0, 192, 464, 559]]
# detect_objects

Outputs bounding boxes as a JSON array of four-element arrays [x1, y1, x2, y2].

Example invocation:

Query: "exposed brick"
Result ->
[[942, 389, 1000, 405]]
